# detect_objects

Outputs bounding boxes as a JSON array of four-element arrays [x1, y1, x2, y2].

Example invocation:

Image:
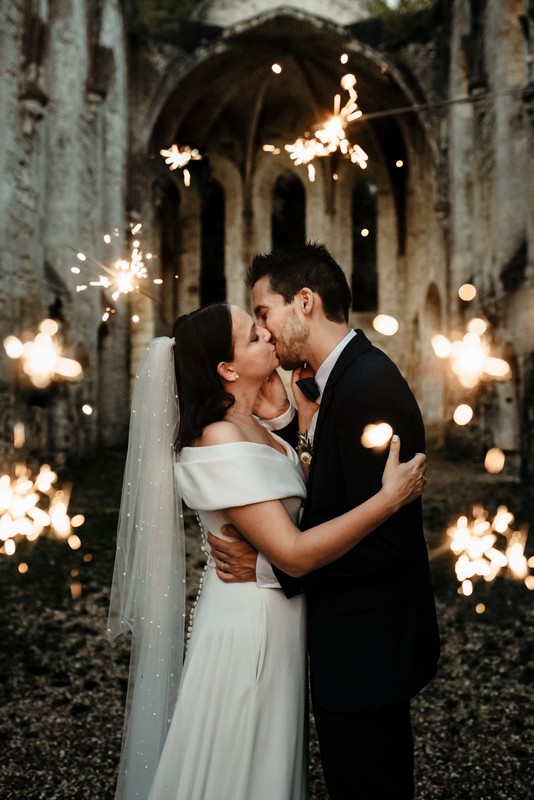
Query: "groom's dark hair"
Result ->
[[246, 242, 351, 323], [172, 303, 235, 450]]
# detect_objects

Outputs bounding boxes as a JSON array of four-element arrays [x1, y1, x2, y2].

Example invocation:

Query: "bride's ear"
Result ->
[[217, 361, 239, 383]]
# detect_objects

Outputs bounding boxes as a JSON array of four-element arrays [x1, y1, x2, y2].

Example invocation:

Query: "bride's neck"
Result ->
[[225, 380, 260, 421]]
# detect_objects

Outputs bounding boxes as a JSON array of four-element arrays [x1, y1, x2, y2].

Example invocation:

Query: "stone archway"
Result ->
[[133, 8, 444, 392]]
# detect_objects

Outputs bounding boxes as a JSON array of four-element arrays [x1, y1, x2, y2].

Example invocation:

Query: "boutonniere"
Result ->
[[297, 431, 313, 466]]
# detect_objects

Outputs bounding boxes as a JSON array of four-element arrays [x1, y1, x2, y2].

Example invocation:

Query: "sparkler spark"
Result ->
[[270, 73, 368, 180], [447, 505, 531, 596], [160, 144, 202, 186], [3, 320, 83, 389], [0, 464, 84, 557]]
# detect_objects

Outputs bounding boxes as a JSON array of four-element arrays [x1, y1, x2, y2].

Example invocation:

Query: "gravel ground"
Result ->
[[0, 446, 532, 800]]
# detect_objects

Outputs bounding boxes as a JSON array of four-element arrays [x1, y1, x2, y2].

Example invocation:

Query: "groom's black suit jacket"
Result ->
[[275, 331, 440, 713]]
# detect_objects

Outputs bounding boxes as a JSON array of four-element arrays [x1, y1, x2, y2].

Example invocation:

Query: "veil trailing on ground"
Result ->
[[107, 336, 185, 800]]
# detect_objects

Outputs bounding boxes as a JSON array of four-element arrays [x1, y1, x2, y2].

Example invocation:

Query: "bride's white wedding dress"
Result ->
[[147, 436, 308, 800]]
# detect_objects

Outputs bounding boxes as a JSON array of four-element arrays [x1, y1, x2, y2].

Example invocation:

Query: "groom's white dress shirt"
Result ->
[[256, 330, 357, 588]]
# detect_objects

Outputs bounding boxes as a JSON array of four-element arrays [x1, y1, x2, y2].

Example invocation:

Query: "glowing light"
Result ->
[[395, 159, 404, 167], [13, 423, 25, 449], [484, 448, 505, 474], [361, 228, 370, 237], [475, 603, 485, 614], [453, 404, 473, 425], [271, 63, 282, 74], [373, 314, 399, 336], [70, 580, 83, 600], [446, 504, 531, 596], [4, 321, 83, 389], [308, 164, 316, 182], [467, 318, 486, 336], [160, 144, 202, 186], [340, 53, 348, 64], [132, 314, 140, 324], [18, 562, 29, 574], [153, 278, 163, 285], [361, 423, 393, 449], [77, 252, 87, 262], [104, 234, 111, 244], [0, 464, 84, 557], [183, 168, 191, 187], [431, 334, 452, 359], [71, 514, 85, 528], [277, 73, 368, 180], [71, 266, 81, 274], [432, 320, 511, 393], [82, 405, 93, 416], [3, 336, 24, 359], [263, 145, 281, 154], [458, 283, 477, 301], [525, 575, 534, 590], [68, 534, 82, 550]]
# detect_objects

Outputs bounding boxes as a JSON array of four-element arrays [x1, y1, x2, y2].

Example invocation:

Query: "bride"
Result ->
[[108, 302, 426, 800]]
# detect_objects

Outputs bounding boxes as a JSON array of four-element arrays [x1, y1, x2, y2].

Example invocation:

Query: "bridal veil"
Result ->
[[107, 336, 185, 800]]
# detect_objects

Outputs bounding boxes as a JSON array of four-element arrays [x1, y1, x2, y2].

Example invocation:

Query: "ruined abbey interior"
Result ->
[[1, 0, 533, 480]]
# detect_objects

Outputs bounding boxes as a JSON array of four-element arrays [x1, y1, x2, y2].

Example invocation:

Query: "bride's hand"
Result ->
[[381, 435, 427, 510], [253, 370, 290, 420]]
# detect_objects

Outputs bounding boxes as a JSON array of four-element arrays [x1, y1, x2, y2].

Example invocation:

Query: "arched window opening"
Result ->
[[201, 180, 226, 305], [156, 179, 181, 331], [351, 180, 377, 312], [272, 171, 305, 250]]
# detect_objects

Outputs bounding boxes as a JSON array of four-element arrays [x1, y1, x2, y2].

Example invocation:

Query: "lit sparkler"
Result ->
[[0, 463, 84, 557], [269, 73, 368, 181], [4, 319, 83, 389], [160, 144, 203, 186], [72, 223, 160, 317], [431, 318, 511, 390], [447, 504, 531, 596]]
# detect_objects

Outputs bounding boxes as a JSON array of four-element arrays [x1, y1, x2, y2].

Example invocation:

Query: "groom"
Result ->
[[209, 242, 440, 799]]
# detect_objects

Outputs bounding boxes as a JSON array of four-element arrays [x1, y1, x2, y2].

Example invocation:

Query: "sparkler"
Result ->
[[72, 223, 160, 318], [3, 319, 83, 389], [268, 73, 368, 182], [447, 504, 531, 596], [160, 144, 203, 186], [0, 463, 84, 557], [431, 318, 511, 390]]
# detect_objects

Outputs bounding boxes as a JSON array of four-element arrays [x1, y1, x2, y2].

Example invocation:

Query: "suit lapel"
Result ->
[[304, 330, 373, 503]]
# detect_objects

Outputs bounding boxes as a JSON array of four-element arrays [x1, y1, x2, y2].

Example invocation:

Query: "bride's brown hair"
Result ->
[[173, 304, 236, 450]]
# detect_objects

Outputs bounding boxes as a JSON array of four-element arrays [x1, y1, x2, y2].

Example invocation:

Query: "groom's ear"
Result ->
[[298, 287, 315, 316], [217, 361, 239, 382]]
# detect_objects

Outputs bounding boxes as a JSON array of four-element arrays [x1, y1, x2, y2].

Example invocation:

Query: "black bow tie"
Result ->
[[295, 377, 320, 402]]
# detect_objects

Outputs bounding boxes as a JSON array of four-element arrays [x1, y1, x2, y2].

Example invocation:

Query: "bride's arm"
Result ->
[[224, 436, 426, 578]]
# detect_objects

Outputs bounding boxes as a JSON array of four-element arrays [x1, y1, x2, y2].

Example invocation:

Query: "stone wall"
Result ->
[[0, 0, 130, 469]]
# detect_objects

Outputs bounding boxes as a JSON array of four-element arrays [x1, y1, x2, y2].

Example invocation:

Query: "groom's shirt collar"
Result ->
[[314, 330, 356, 403]]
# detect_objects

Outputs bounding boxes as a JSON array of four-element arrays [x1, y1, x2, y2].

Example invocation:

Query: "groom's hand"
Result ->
[[253, 370, 290, 421], [207, 528, 258, 583]]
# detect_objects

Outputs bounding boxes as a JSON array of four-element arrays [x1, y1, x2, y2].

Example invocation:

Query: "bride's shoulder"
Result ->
[[194, 420, 244, 447]]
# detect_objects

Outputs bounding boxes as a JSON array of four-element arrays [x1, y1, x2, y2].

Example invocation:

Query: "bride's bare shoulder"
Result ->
[[194, 421, 245, 447]]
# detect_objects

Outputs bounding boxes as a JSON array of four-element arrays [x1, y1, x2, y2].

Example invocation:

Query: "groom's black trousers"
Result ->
[[313, 700, 414, 800]]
